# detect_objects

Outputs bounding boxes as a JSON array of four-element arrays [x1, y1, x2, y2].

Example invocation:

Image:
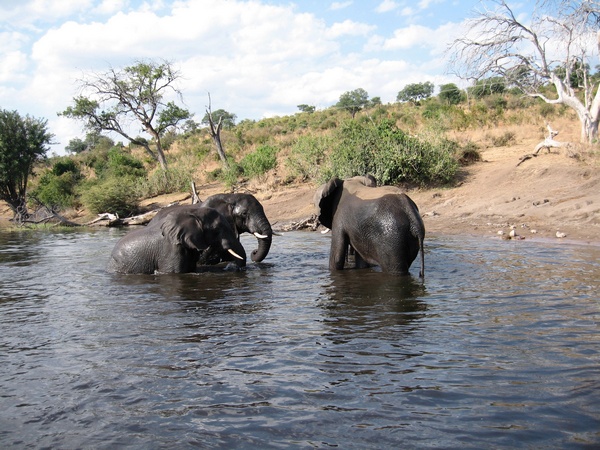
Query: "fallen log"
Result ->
[[517, 124, 572, 167]]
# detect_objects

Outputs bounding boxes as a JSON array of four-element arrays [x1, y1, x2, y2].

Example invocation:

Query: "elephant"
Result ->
[[149, 193, 273, 263], [107, 206, 246, 274], [314, 176, 425, 277]]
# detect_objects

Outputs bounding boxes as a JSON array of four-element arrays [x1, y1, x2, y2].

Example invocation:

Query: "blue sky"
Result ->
[[0, 0, 523, 154]]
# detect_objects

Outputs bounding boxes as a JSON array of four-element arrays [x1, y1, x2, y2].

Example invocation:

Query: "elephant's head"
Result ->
[[161, 207, 246, 268], [202, 193, 273, 262], [314, 175, 377, 229], [314, 177, 343, 230]]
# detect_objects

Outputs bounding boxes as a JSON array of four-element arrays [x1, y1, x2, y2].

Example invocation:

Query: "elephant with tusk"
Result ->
[[149, 193, 273, 264], [107, 206, 246, 274]]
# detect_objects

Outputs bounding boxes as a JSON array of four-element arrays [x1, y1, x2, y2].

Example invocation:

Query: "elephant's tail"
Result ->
[[418, 235, 424, 278]]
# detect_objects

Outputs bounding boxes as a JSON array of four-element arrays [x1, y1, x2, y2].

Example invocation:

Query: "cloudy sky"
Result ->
[[0, 0, 530, 154]]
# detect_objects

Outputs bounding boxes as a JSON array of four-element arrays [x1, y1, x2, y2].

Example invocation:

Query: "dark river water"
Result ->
[[0, 228, 598, 449]]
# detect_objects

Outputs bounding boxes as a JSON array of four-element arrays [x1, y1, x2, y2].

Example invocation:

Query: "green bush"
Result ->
[[30, 158, 82, 210], [286, 135, 330, 181], [135, 165, 194, 198], [323, 119, 459, 186], [30, 171, 79, 210], [80, 178, 140, 217], [239, 145, 278, 179]]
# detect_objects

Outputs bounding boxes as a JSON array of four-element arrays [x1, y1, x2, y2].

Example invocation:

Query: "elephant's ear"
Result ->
[[161, 212, 207, 250], [314, 177, 342, 229]]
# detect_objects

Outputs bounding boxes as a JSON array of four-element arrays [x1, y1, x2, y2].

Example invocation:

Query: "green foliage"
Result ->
[[135, 166, 194, 198], [239, 145, 278, 179], [336, 88, 370, 118], [30, 157, 82, 210], [438, 83, 463, 105], [202, 109, 237, 129], [95, 147, 145, 179], [0, 109, 54, 214], [468, 77, 506, 98], [397, 82, 434, 103], [324, 119, 459, 186], [286, 135, 330, 181], [297, 104, 316, 113], [80, 178, 140, 217]]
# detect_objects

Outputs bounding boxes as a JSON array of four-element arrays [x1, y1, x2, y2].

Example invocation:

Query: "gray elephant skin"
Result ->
[[150, 193, 273, 263], [107, 206, 246, 274], [315, 176, 425, 276]]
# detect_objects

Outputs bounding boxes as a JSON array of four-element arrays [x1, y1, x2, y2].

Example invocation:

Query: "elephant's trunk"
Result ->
[[250, 219, 273, 262]]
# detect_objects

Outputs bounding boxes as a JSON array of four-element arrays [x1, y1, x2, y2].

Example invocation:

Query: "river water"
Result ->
[[0, 228, 598, 448]]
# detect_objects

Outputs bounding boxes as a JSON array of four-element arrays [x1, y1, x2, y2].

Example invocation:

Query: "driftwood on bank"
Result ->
[[276, 215, 320, 232], [87, 202, 181, 227], [517, 124, 572, 167]]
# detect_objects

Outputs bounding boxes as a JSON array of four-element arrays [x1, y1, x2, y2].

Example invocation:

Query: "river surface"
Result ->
[[0, 228, 599, 448]]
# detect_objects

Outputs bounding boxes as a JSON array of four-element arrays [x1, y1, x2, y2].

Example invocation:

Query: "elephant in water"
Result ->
[[149, 193, 273, 263], [107, 206, 246, 274], [314, 176, 425, 276]]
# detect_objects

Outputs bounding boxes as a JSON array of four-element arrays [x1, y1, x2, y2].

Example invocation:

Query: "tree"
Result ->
[[467, 77, 506, 98], [438, 83, 463, 105], [61, 60, 191, 170], [65, 131, 114, 154], [297, 104, 316, 113], [204, 94, 230, 168], [0, 109, 54, 218], [396, 82, 435, 103], [201, 109, 237, 129], [336, 88, 370, 118], [449, 0, 600, 143]]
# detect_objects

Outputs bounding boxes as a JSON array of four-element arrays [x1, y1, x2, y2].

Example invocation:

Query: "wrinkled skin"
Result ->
[[150, 193, 273, 263], [315, 176, 425, 276], [107, 207, 246, 274]]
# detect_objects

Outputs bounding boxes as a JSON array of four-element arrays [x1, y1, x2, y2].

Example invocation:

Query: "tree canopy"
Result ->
[[396, 82, 434, 103], [201, 109, 237, 130], [449, 0, 600, 142], [60, 60, 191, 170], [0, 109, 53, 218], [438, 83, 463, 105], [336, 88, 370, 118]]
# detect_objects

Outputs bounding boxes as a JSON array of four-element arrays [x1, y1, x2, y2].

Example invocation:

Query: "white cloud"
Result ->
[[327, 20, 376, 38], [330, 1, 352, 11], [376, 0, 399, 13]]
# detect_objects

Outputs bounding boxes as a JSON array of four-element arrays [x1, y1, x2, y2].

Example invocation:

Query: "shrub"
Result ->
[[135, 165, 194, 198], [456, 141, 482, 165], [30, 171, 80, 210], [80, 178, 140, 217], [490, 131, 516, 147], [30, 158, 82, 210], [323, 119, 459, 186], [239, 145, 278, 179], [286, 135, 330, 181]]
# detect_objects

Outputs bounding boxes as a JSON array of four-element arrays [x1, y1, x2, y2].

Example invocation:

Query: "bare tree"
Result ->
[[448, 0, 600, 143], [61, 60, 190, 171], [205, 93, 229, 168]]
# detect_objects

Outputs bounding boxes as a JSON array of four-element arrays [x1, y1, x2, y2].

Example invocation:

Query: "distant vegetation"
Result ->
[[4, 83, 586, 219]]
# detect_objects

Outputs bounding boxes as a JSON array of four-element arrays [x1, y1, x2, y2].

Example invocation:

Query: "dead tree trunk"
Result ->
[[206, 94, 229, 168]]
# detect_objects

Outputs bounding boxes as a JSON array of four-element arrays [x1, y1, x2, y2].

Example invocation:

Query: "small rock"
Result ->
[[498, 230, 505, 235], [509, 229, 517, 237], [530, 229, 537, 234], [556, 231, 567, 238]]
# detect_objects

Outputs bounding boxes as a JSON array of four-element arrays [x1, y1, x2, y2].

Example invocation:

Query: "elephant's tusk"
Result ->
[[228, 249, 245, 260], [321, 228, 331, 234], [253, 232, 269, 239]]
